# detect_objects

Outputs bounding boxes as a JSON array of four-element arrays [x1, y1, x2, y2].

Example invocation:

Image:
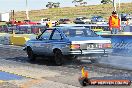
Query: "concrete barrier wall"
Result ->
[[10, 36, 29, 46], [0, 33, 10, 45], [0, 33, 36, 46], [101, 34, 132, 56], [10, 34, 36, 46]]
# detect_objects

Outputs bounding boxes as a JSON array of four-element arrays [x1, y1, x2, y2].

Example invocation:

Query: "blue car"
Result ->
[[91, 16, 105, 22], [24, 27, 112, 65]]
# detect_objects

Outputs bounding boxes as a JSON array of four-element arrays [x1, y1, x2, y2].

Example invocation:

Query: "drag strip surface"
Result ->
[[0, 45, 132, 88]]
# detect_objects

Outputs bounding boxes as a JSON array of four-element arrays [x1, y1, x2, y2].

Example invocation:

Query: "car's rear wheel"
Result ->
[[27, 47, 36, 61], [54, 50, 63, 66], [90, 59, 98, 63], [90, 56, 102, 63]]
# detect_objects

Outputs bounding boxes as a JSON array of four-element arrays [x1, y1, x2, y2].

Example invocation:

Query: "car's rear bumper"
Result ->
[[68, 49, 112, 60], [69, 49, 112, 56]]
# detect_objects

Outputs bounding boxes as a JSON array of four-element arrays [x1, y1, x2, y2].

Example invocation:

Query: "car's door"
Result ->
[[48, 29, 64, 55], [35, 29, 53, 55]]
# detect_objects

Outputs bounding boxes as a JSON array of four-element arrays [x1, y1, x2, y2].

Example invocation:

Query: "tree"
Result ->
[[80, 2, 87, 6], [53, 2, 60, 8], [72, 0, 84, 3], [46, 2, 54, 8], [72, 0, 87, 7], [101, 0, 112, 4], [46, 2, 60, 8]]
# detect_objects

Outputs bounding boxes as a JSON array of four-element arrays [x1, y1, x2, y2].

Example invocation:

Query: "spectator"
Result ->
[[109, 11, 120, 34]]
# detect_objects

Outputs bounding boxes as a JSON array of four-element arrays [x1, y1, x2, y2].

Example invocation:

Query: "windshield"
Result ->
[[63, 28, 98, 37]]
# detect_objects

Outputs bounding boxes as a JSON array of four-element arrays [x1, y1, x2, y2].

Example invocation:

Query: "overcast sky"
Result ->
[[0, 0, 132, 12]]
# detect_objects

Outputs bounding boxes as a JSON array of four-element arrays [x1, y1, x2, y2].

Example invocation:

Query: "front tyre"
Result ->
[[27, 47, 36, 61], [54, 50, 63, 66]]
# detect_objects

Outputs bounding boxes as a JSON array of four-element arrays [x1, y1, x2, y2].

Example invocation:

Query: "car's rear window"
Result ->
[[63, 28, 98, 37]]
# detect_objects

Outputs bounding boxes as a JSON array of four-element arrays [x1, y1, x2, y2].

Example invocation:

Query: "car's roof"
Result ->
[[56, 26, 87, 30], [58, 24, 109, 27], [44, 27, 87, 32]]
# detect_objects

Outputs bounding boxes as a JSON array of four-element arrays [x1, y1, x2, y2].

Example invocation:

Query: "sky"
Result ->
[[0, 0, 132, 13]]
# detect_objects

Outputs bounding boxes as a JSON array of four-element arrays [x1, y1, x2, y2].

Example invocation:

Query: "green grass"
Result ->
[[13, 2, 132, 21]]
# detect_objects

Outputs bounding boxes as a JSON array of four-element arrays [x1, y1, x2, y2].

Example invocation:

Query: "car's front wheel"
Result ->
[[54, 50, 64, 66], [27, 47, 36, 61]]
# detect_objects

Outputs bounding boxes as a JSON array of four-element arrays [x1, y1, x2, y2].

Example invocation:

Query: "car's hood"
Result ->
[[97, 18, 105, 22], [68, 36, 111, 44]]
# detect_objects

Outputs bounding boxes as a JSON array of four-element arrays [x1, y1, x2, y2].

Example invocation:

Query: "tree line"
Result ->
[[46, 0, 113, 8]]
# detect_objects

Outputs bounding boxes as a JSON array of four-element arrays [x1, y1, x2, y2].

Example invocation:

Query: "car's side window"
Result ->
[[39, 29, 53, 40], [52, 30, 62, 40]]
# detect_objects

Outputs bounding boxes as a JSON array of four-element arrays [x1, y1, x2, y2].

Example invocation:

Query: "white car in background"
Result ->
[[39, 18, 57, 26]]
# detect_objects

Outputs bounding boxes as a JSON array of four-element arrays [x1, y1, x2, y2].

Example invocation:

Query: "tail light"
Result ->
[[103, 43, 112, 48], [99, 44, 103, 48], [98, 43, 112, 48], [70, 44, 80, 49]]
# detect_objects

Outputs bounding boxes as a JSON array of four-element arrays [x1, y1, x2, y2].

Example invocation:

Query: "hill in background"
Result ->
[[14, 3, 132, 21]]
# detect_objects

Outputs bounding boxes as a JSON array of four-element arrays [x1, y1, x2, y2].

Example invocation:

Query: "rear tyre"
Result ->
[[90, 56, 102, 63], [54, 50, 63, 66], [27, 47, 36, 61], [90, 59, 98, 63]]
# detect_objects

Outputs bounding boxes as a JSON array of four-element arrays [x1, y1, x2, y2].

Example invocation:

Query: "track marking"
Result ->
[[0, 70, 33, 79]]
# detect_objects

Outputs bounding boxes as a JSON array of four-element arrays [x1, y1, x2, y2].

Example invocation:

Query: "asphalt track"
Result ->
[[100, 55, 132, 70], [0, 45, 132, 88]]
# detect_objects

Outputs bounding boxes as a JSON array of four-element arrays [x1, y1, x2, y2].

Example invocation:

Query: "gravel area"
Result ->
[[0, 82, 19, 88]]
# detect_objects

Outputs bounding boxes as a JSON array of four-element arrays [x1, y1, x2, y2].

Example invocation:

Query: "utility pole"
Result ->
[[113, 0, 116, 11], [118, 0, 121, 10], [26, 0, 29, 20]]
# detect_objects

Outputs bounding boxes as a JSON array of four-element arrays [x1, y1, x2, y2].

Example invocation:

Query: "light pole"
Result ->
[[113, 0, 122, 29], [26, 0, 29, 20], [113, 0, 116, 11], [118, 0, 121, 10]]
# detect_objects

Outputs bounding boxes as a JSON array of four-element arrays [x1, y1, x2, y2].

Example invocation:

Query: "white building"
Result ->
[[0, 12, 9, 22]]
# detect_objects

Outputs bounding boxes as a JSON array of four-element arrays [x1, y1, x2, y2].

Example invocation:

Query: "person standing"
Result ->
[[109, 11, 121, 34]]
